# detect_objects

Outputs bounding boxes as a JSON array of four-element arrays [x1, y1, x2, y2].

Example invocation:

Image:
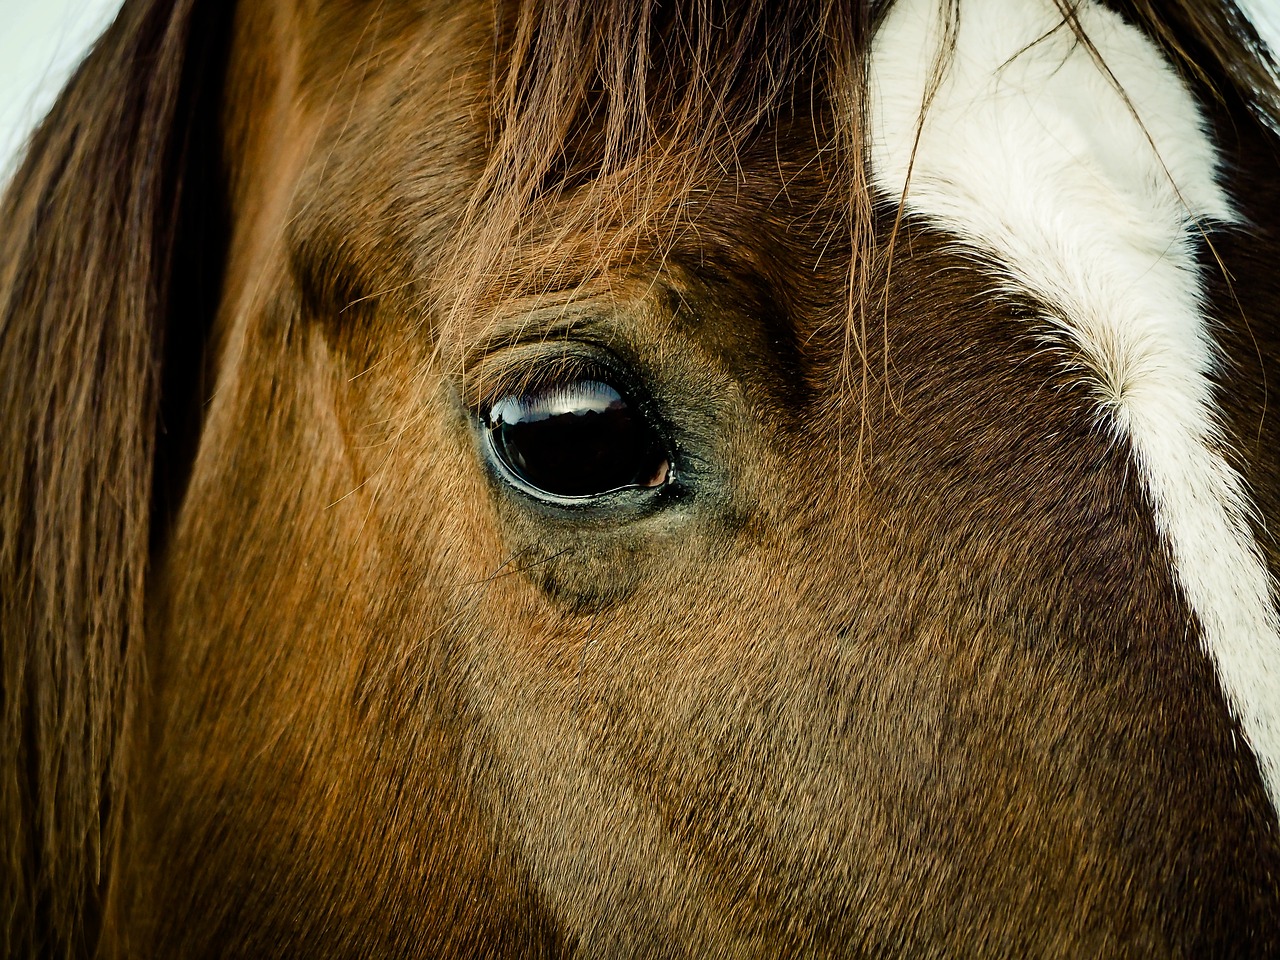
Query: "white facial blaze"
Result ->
[[868, 0, 1280, 812]]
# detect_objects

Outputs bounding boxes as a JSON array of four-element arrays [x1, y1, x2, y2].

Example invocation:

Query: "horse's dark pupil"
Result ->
[[488, 381, 667, 499]]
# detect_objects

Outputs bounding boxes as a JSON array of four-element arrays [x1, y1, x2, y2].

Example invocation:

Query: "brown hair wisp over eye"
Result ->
[[440, 0, 888, 327]]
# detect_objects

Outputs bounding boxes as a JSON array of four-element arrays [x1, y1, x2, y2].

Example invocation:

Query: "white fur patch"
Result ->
[[868, 0, 1280, 812]]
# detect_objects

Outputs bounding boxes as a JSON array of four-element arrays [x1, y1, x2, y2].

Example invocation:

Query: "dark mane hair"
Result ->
[[0, 0, 227, 953], [1, 0, 1277, 953]]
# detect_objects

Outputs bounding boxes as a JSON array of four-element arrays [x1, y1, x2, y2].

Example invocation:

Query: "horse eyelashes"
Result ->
[[483, 378, 672, 501]]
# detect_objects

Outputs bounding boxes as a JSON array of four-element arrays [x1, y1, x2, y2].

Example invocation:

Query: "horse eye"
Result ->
[[484, 379, 671, 500]]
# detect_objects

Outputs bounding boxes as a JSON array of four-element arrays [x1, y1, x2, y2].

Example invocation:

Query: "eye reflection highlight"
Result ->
[[486, 379, 670, 499]]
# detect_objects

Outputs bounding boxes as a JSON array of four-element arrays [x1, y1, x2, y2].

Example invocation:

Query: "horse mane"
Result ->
[[0, 0, 227, 953], [0, 0, 1276, 954]]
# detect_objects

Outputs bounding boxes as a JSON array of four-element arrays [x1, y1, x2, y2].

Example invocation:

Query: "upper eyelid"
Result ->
[[461, 342, 628, 414]]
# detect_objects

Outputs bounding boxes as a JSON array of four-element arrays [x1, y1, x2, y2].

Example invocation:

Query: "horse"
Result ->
[[4, 0, 1280, 954]]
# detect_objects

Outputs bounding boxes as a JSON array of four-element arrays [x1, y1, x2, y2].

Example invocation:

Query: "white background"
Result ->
[[0, 0, 124, 182], [2, 0, 1280, 184]]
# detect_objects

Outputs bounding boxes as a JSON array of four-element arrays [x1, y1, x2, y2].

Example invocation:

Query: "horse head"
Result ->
[[4, 0, 1280, 954]]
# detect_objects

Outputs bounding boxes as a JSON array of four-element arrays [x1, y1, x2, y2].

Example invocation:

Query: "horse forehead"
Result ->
[[219, 0, 490, 323], [871, 0, 1280, 816]]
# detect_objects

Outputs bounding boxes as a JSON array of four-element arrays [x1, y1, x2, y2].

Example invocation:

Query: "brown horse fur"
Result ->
[[3, 0, 1280, 955]]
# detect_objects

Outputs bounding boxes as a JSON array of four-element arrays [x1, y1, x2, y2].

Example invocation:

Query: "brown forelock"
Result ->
[[0, 0, 230, 954]]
